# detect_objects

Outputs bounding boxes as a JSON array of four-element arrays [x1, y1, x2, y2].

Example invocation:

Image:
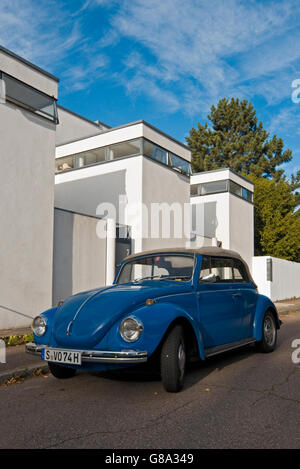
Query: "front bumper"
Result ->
[[25, 342, 148, 364]]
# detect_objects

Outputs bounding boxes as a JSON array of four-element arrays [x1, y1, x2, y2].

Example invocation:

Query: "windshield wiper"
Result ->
[[133, 275, 163, 282], [133, 275, 190, 282]]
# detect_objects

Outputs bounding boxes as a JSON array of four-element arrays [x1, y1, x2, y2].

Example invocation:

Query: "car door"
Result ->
[[231, 258, 258, 339], [197, 256, 245, 348]]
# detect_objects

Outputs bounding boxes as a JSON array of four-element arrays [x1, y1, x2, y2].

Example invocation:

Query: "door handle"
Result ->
[[232, 293, 242, 298]]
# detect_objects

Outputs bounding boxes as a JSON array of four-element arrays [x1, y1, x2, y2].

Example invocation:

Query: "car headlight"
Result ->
[[32, 315, 47, 337], [120, 317, 143, 342]]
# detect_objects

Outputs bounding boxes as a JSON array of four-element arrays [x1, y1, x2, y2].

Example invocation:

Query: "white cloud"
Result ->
[[0, 0, 109, 92], [0, 0, 80, 66], [95, 0, 300, 113], [268, 106, 300, 137], [2, 0, 300, 115]]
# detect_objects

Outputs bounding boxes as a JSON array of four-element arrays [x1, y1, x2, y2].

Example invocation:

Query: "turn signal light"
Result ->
[[145, 299, 156, 306]]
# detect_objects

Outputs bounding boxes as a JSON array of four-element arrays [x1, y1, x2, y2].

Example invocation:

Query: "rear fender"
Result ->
[[253, 295, 280, 341]]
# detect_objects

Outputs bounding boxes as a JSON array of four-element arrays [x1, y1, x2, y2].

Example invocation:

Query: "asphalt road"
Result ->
[[1, 312, 300, 449]]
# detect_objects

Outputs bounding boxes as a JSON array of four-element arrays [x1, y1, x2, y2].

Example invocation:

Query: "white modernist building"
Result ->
[[0, 45, 299, 330], [190, 169, 254, 268]]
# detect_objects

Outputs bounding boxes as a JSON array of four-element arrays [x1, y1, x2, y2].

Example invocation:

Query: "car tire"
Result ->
[[48, 362, 77, 379], [256, 311, 277, 353], [160, 325, 186, 392]]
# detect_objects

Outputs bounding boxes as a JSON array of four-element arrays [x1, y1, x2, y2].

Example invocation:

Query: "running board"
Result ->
[[205, 338, 256, 358]]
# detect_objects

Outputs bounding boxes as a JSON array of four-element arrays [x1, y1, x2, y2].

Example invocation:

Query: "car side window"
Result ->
[[199, 256, 249, 284], [199, 256, 233, 283], [232, 259, 249, 282], [210, 257, 234, 283], [198, 256, 212, 282]]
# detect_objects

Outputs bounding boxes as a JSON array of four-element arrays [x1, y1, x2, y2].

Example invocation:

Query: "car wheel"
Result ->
[[160, 325, 186, 392], [48, 362, 77, 379], [256, 311, 277, 353]]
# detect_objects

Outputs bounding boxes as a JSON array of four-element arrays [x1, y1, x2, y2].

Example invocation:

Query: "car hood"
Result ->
[[52, 281, 191, 348]]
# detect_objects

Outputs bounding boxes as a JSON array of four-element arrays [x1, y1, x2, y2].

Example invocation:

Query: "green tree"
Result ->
[[249, 175, 300, 261], [187, 97, 292, 180], [187, 97, 300, 261], [291, 170, 300, 208]]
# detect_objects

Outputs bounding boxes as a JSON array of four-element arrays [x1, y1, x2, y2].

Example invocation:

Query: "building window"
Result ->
[[191, 178, 253, 203], [229, 180, 242, 197], [0, 71, 58, 124], [169, 153, 192, 175], [242, 187, 253, 203], [55, 137, 192, 176], [55, 139, 141, 173], [143, 140, 167, 165], [56, 155, 74, 172], [200, 180, 228, 195], [108, 139, 142, 160]]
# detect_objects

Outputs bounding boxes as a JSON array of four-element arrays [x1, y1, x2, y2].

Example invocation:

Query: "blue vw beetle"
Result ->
[[26, 247, 281, 392]]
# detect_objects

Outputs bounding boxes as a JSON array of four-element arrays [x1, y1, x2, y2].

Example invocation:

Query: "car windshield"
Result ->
[[116, 255, 195, 284]]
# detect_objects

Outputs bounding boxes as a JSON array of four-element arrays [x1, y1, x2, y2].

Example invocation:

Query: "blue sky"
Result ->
[[1, 0, 300, 177]]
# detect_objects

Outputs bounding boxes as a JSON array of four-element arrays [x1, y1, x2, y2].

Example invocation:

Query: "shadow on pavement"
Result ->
[[89, 343, 259, 390]]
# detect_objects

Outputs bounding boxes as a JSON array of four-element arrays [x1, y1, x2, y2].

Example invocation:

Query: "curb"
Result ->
[[277, 309, 300, 316], [0, 363, 49, 386]]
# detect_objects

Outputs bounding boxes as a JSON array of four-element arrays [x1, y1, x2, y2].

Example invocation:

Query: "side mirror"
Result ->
[[200, 273, 217, 283]]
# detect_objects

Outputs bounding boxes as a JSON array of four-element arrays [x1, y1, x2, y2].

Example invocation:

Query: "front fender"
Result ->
[[103, 302, 205, 360], [253, 295, 280, 341]]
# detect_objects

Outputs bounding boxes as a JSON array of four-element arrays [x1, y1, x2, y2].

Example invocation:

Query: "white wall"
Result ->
[[190, 169, 254, 268], [53, 209, 107, 305], [56, 107, 108, 146], [55, 155, 144, 254], [141, 156, 190, 251], [190, 192, 230, 248], [229, 193, 254, 269], [0, 48, 58, 98], [56, 121, 190, 161], [0, 52, 57, 330], [252, 256, 300, 301]]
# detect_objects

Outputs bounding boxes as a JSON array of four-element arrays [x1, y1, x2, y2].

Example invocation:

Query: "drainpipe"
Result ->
[[106, 218, 116, 285]]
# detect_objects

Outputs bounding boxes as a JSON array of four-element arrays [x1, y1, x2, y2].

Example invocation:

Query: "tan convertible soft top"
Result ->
[[124, 246, 256, 286]]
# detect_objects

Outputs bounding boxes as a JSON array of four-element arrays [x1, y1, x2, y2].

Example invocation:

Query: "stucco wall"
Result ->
[[253, 256, 300, 301], [52, 209, 107, 305], [190, 170, 254, 269], [141, 157, 190, 251], [0, 49, 58, 98], [0, 90, 56, 330], [229, 194, 254, 269], [56, 107, 108, 146]]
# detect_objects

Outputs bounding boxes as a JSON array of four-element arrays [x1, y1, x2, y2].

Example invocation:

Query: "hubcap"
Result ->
[[264, 315, 276, 346], [178, 343, 186, 380]]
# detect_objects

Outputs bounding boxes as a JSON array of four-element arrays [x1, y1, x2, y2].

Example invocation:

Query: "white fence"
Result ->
[[252, 256, 300, 301]]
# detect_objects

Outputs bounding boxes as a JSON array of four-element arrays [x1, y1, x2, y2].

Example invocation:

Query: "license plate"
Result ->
[[42, 348, 82, 365]]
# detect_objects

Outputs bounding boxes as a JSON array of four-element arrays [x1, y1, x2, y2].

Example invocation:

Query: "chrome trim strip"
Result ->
[[205, 338, 256, 358], [25, 343, 147, 364]]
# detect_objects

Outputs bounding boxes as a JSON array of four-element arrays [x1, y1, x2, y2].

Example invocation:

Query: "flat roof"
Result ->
[[191, 167, 254, 186], [0, 45, 60, 83], [57, 105, 110, 129], [89, 119, 191, 152]]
